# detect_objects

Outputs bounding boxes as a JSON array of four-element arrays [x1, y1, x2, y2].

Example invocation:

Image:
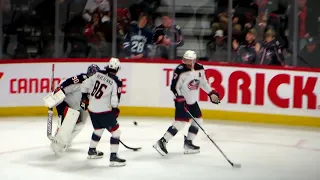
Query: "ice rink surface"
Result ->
[[0, 117, 319, 180]]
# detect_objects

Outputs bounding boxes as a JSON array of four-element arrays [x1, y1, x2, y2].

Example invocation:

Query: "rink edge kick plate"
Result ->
[[0, 106, 319, 128]]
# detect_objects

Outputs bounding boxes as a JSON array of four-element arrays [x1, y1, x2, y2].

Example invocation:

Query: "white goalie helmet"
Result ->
[[106, 57, 121, 71]]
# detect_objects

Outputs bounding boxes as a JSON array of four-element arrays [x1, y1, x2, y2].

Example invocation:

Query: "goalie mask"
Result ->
[[182, 50, 197, 68], [87, 64, 100, 76]]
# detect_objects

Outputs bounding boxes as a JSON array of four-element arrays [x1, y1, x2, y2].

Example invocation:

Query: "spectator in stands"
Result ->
[[84, 11, 110, 57], [256, 29, 285, 66], [254, 0, 269, 41], [206, 30, 228, 62], [84, 11, 102, 42], [139, 0, 161, 26], [153, 14, 184, 59], [233, 29, 258, 64], [123, 13, 153, 59], [297, 36, 320, 67], [233, 0, 256, 32], [288, 0, 319, 50], [211, 5, 244, 38], [211, 12, 228, 35], [83, 0, 111, 23]]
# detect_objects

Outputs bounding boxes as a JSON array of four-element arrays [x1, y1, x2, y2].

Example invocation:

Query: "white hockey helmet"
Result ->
[[106, 57, 121, 72], [182, 50, 197, 64]]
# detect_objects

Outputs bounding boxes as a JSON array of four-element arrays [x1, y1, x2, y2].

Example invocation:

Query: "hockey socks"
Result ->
[[163, 125, 178, 142], [88, 129, 104, 159], [163, 121, 186, 142], [110, 137, 120, 154], [187, 125, 199, 141], [89, 129, 104, 148]]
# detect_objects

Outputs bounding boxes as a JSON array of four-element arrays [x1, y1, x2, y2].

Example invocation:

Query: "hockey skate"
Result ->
[[87, 148, 104, 159], [153, 137, 168, 156], [109, 153, 126, 167], [184, 136, 200, 154]]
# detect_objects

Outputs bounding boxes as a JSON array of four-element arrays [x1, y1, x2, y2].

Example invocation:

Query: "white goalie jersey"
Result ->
[[81, 70, 123, 113], [43, 74, 89, 110], [170, 63, 212, 105]]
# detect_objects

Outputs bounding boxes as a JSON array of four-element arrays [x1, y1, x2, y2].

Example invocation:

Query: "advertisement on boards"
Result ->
[[159, 63, 320, 117], [0, 60, 319, 118], [0, 63, 132, 107]]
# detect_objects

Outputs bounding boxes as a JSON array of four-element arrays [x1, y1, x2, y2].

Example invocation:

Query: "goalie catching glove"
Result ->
[[208, 91, 220, 104], [80, 93, 89, 110]]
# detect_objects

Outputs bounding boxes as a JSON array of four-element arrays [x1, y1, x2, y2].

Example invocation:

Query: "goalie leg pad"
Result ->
[[67, 110, 89, 146], [51, 107, 80, 154]]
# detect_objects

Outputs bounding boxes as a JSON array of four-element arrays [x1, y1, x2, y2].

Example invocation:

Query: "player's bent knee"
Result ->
[[191, 118, 203, 127], [111, 128, 121, 138], [172, 121, 186, 131]]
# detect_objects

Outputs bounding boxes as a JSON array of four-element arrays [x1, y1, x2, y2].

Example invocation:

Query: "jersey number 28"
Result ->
[[91, 81, 107, 99], [131, 41, 145, 53]]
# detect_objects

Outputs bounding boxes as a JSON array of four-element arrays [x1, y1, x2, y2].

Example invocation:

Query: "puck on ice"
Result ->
[[133, 121, 138, 126]]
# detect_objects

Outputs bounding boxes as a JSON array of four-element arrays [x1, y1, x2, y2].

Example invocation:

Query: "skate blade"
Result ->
[[109, 162, 126, 167], [87, 155, 104, 159], [184, 149, 200, 154], [153, 144, 167, 156]]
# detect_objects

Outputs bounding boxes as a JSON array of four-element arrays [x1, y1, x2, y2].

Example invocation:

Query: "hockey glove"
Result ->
[[208, 91, 220, 104], [112, 108, 120, 118], [80, 93, 89, 110], [174, 96, 187, 111]]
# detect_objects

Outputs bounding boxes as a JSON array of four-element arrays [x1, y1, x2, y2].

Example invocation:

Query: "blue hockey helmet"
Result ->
[[87, 64, 100, 76]]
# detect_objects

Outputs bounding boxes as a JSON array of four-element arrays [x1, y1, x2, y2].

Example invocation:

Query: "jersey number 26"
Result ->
[[91, 81, 107, 99]]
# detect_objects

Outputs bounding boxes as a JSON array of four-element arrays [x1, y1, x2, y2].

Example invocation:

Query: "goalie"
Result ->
[[43, 64, 100, 154]]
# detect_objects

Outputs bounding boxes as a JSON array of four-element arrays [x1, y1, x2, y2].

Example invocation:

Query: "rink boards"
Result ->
[[0, 59, 319, 127]]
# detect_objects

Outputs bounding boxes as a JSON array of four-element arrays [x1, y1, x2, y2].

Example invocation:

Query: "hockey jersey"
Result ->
[[123, 24, 153, 57], [56, 74, 88, 110], [153, 24, 184, 46], [81, 71, 122, 113], [170, 63, 212, 105], [257, 39, 285, 66]]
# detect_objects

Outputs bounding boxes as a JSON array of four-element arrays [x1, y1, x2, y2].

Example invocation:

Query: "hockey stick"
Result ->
[[185, 108, 241, 168], [47, 64, 55, 141], [120, 140, 141, 151]]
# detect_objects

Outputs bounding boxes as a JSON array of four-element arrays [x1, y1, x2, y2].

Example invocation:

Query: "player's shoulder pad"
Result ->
[[194, 63, 204, 71], [174, 63, 189, 74], [78, 73, 89, 82], [97, 70, 107, 74], [108, 73, 123, 87]]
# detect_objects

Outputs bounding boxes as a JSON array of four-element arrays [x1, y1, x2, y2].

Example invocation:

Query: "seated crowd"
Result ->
[[1, 0, 320, 68]]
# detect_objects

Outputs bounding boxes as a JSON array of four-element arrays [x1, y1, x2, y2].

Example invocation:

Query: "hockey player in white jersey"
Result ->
[[80, 57, 125, 167], [43, 64, 100, 154], [153, 50, 220, 156]]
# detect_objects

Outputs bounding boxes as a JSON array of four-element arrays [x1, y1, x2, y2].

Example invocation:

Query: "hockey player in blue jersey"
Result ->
[[43, 64, 100, 154], [123, 13, 153, 59]]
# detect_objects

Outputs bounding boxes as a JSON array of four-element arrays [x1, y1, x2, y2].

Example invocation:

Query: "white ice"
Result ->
[[0, 117, 319, 180]]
